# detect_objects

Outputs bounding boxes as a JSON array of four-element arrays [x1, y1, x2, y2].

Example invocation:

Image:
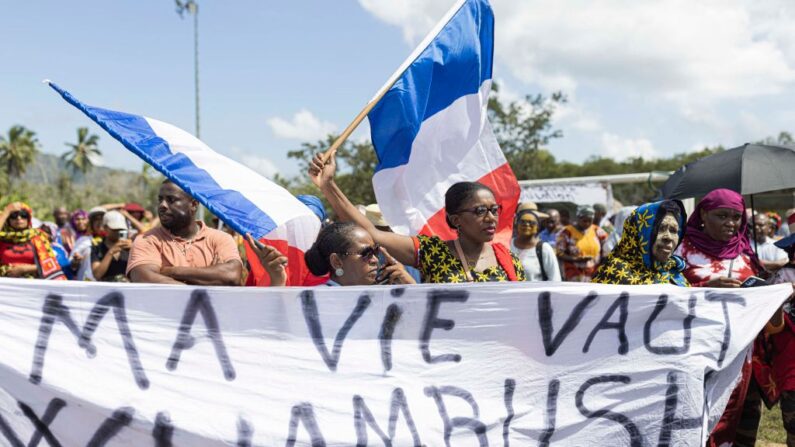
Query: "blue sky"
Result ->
[[3, 0, 795, 180]]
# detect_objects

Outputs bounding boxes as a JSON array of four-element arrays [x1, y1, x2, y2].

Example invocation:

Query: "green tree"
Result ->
[[62, 127, 101, 175], [0, 125, 39, 182], [286, 135, 379, 205], [488, 83, 567, 179]]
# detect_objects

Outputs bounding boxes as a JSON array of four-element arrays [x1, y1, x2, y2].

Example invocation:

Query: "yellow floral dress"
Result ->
[[415, 235, 526, 283]]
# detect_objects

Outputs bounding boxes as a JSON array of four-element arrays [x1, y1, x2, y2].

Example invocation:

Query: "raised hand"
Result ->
[[308, 151, 337, 189], [376, 246, 416, 285], [246, 234, 288, 286]]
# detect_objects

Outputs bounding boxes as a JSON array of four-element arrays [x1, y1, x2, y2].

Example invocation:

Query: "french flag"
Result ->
[[47, 81, 321, 286], [368, 0, 519, 243]]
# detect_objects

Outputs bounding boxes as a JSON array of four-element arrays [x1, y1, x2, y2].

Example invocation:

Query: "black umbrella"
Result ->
[[661, 143, 795, 199]]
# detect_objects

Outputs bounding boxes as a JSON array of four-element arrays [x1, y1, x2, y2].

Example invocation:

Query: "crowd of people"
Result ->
[[3, 152, 795, 445]]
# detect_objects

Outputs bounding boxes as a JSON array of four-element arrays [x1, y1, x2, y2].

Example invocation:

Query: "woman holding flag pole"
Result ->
[[309, 153, 525, 284]]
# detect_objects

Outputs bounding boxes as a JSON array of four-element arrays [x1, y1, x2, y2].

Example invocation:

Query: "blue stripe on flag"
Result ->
[[48, 82, 278, 238], [368, 0, 494, 172]]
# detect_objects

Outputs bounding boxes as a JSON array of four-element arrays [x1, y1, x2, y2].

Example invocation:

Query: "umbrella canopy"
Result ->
[[661, 143, 795, 199]]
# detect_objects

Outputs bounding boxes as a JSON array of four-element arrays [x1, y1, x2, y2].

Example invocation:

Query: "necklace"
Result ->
[[454, 239, 488, 282]]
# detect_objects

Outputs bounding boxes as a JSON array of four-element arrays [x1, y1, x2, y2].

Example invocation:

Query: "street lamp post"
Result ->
[[175, 0, 205, 220]]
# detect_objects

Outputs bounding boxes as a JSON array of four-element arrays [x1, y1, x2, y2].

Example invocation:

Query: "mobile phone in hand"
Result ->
[[740, 276, 767, 288]]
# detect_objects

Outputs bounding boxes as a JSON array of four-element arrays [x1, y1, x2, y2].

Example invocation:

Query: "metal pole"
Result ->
[[751, 194, 758, 255]]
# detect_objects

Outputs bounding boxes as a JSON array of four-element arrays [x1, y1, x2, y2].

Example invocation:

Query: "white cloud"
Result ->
[[267, 109, 337, 141], [601, 133, 657, 159], [358, 0, 795, 105], [229, 147, 279, 178]]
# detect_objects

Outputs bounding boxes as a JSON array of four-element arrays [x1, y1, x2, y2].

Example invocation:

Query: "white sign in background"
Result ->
[[520, 182, 609, 206], [0, 279, 787, 446]]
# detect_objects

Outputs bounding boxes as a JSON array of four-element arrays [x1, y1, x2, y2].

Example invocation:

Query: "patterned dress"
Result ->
[[592, 201, 688, 286], [676, 239, 756, 287], [415, 235, 526, 283], [556, 224, 607, 282]]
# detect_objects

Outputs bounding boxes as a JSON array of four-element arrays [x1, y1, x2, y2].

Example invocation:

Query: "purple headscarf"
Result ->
[[684, 189, 760, 267], [69, 209, 88, 238]]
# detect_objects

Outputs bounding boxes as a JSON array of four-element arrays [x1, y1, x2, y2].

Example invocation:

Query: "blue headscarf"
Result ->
[[297, 195, 327, 222], [593, 200, 688, 286]]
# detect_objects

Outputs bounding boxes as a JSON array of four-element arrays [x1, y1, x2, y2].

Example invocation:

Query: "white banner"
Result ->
[[521, 182, 609, 205], [0, 279, 788, 446]]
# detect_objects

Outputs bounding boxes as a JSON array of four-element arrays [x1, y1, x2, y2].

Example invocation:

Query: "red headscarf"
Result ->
[[684, 189, 760, 268]]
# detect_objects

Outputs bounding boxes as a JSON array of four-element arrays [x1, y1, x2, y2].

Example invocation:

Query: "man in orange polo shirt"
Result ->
[[127, 180, 242, 286]]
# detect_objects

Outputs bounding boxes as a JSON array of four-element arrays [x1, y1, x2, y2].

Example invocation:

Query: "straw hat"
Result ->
[[365, 204, 388, 227], [517, 202, 549, 219]]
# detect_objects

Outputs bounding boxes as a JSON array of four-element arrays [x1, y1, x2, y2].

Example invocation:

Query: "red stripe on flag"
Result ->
[[244, 239, 328, 287], [419, 162, 520, 247]]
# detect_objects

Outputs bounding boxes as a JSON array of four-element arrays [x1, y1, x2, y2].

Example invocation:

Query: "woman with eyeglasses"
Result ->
[[308, 152, 525, 283], [0, 202, 65, 280], [511, 206, 561, 282]]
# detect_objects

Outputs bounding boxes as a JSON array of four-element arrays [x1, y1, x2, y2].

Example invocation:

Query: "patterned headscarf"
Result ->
[[0, 203, 64, 280], [593, 200, 688, 286]]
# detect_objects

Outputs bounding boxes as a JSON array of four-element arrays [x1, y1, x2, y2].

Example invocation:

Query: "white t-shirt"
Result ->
[[757, 237, 788, 263], [511, 240, 562, 282]]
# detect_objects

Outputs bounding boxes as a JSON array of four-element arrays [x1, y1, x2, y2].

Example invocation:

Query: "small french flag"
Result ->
[[47, 81, 321, 284], [368, 0, 519, 244]]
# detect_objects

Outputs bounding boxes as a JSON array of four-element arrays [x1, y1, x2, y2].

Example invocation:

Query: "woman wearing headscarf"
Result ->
[[308, 152, 525, 283], [0, 202, 65, 280], [592, 200, 687, 286], [677, 189, 763, 447], [511, 207, 561, 281], [556, 205, 608, 282], [60, 209, 89, 255]]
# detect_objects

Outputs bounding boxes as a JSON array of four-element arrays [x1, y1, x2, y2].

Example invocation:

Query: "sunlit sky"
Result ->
[[3, 0, 795, 180]]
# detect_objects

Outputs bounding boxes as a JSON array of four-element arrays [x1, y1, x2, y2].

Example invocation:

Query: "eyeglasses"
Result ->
[[458, 205, 501, 217], [341, 244, 381, 260], [517, 220, 538, 226], [9, 211, 29, 220]]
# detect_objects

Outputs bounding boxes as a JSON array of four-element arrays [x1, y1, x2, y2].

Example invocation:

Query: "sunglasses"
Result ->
[[517, 220, 538, 226], [341, 244, 381, 260], [9, 211, 30, 220], [458, 205, 501, 217]]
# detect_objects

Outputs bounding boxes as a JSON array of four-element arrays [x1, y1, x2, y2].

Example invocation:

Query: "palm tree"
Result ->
[[62, 127, 101, 175], [0, 125, 40, 180]]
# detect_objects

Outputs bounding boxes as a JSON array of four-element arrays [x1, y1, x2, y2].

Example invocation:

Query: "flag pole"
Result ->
[[322, 0, 468, 161]]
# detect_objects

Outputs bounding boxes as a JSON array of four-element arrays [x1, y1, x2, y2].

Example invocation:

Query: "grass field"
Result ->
[[758, 402, 787, 446]]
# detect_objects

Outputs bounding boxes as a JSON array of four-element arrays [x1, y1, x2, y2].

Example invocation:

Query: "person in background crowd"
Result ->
[[559, 208, 571, 227], [602, 206, 637, 257], [538, 208, 563, 247], [676, 188, 764, 447], [511, 206, 560, 281], [52, 206, 69, 230], [61, 209, 89, 254], [556, 205, 607, 282], [754, 212, 788, 271], [39, 222, 76, 279], [127, 180, 242, 285], [309, 151, 526, 283], [0, 202, 65, 280], [780, 209, 795, 238], [119, 202, 156, 236], [298, 222, 415, 286], [767, 211, 783, 239], [760, 233, 795, 446], [91, 211, 132, 282], [593, 203, 610, 230], [593, 201, 687, 286], [70, 206, 107, 281]]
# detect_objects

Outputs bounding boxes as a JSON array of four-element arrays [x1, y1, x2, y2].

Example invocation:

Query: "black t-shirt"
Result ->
[[90, 241, 129, 282]]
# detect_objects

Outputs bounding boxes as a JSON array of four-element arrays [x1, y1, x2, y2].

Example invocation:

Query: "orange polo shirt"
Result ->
[[126, 221, 241, 275]]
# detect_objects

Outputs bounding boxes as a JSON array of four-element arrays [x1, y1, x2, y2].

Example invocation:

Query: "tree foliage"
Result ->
[[62, 127, 102, 175], [0, 125, 39, 182]]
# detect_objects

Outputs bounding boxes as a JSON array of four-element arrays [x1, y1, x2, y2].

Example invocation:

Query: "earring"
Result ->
[[335, 267, 344, 277]]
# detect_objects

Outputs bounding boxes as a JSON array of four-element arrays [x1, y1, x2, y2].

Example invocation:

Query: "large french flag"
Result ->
[[47, 81, 321, 285], [368, 0, 519, 243]]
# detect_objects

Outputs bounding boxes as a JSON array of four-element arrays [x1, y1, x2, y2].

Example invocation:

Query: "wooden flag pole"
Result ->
[[321, 0, 467, 162]]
